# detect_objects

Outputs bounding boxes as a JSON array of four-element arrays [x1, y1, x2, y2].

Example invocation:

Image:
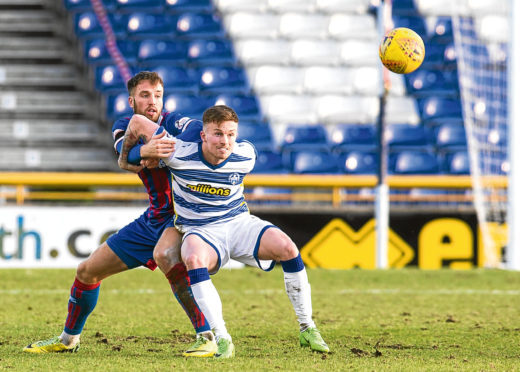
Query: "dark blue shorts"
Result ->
[[106, 213, 173, 270]]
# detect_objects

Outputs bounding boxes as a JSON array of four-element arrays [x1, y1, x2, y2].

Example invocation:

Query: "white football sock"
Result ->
[[60, 331, 80, 347], [190, 279, 231, 341], [283, 269, 316, 332]]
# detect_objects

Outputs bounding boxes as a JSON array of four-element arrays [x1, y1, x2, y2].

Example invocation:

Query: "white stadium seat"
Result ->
[[224, 12, 280, 39], [291, 39, 342, 66], [259, 94, 318, 125], [234, 39, 291, 66], [384, 96, 421, 125], [316, 0, 372, 14], [476, 15, 509, 43], [250, 66, 305, 94], [303, 67, 356, 95], [328, 14, 378, 40], [351, 66, 382, 96], [214, 0, 268, 12], [467, 0, 509, 15], [279, 13, 330, 39], [339, 39, 379, 66], [267, 0, 316, 13], [315, 95, 380, 124]]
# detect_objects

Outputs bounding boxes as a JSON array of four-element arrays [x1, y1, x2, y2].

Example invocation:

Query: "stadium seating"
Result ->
[[291, 40, 342, 66], [405, 69, 458, 98], [386, 123, 433, 150], [266, 0, 317, 13], [278, 13, 329, 39], [236, 121, 273, 150], [424, 16, 453, 44], [151, 66, 198, 94], [315, 0, 372, 14], [234, 39, 291, 66], [316, 95, 380, 125], [434, 122, 467, 150], [214, 94, 261, 121], [64, 0, 116, 13], [214, 0, 268, 12], [115, 0, 163, 13], [187, 38, 236, 66], [251, 150, 285, 173], [224, 12, 280, 39], [442, 150, 470, 174], [280, 125, 330, 169], [292, 150, 339, 174], [328, 14, 378, 40], [390, 150, 440, 174], [176, 13, 225, 39], [137, 39, 187, 66], [74, 12, 127, 39], [330, 123, 377, 151], [198, 66, 249, 94], [419, 96, 463, 123], [163, 94, 209, 118], [95, 65, 131, 92], [250, 66, 304, 94], [164, 0, 215, 14], [126, 13, 177, 39], [85, 38, 138, 65], [106, 91, 132, 121], [338, 150, 378, 174]]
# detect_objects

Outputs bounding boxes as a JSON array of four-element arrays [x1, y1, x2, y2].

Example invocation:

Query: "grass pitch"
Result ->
[[2, 267, 520, 371]]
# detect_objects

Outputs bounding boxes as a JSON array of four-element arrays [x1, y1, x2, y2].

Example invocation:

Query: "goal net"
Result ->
[[451, 13, 509, 267]]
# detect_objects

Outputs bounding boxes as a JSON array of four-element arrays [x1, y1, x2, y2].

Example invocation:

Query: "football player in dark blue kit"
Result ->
[[23, 71, 212, 355]]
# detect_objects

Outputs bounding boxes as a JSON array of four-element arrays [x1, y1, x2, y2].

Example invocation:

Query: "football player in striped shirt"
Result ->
[[23, 71, 212, 354], [119, 105, 330, 358]]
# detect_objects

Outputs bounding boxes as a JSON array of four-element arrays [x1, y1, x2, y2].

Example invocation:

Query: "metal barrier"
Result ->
[[0, 172, 508, 208]]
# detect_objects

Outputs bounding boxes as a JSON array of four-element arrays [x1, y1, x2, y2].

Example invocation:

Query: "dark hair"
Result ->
[[202, 105, 239, 126], [126, 71, 164, 95]]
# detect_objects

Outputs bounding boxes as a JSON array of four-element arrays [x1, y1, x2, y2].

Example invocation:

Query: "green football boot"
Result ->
[[182, 332, 218, 358], [215, 337, 235, 359], [23, 336, 80, 353], [299, 327, 330, 353]]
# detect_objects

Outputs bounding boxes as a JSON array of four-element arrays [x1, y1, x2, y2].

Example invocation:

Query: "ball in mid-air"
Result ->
[[379, 27, 425, 74]]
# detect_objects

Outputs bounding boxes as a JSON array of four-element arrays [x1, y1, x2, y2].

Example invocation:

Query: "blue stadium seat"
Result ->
[[165, 0, 214, 13], [163, 94, 209, 118], [115, 0, 163, 13], [137, 39, 187, 66], [85, 39, 138, 65], [391, 0, 418, 15], [252, 150, 285, 174], [236, 121, 273, 151], [280, 125, 330, 169], [434, 122, 467, 150], [152, 66, 198, 94], [387, 123, 433, 150], [282, 125, 328, 148], [292, 151, 339, 174], [330, 124, 377, 151], [442, 151, 470, 174], [391, 15, 426, 38], [390, 150, 440, 174], [198, 66, 249, 94], [187, 39, 236, 66], [64, 0, 116, 12], [425, 16, 453, 45], [214, 94, 261, 121], [338, 150, 378, 174], [74, 12, 127, 39], [126, 13, 177, 39], [405, 70, 458, 98], [419, 97, 463, 123], [176, 13, 225, 39], [95, 65, 130, 92], [106, 91, 132, 121]]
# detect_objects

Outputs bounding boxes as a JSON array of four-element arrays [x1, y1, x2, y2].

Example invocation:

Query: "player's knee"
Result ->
[[183, 253, 207, 271], [153, 246, 180, 268], [76, 260, 97, 283], [277, 238, 299, 262]]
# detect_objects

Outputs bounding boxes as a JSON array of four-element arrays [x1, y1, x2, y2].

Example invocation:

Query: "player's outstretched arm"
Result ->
[[119, 114, 164, 172]]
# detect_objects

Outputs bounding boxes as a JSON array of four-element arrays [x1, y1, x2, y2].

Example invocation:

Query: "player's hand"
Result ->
[[141, 158, 160, 169], [140, 132, 176, 159]]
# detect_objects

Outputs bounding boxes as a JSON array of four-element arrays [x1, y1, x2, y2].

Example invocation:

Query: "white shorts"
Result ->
[[181, 213, 277, 274]]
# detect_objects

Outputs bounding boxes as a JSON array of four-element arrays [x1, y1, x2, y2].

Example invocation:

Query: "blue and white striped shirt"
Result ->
[[163, 139, 256, 230]]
